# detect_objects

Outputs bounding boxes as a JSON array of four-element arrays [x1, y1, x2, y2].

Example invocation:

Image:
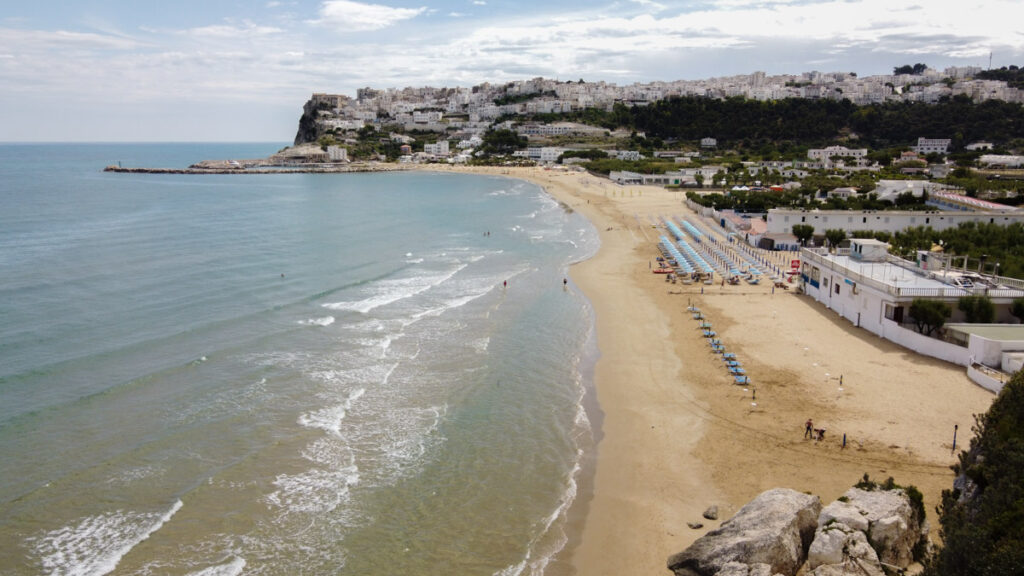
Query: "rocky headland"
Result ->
[[667, 478, 929, 576]]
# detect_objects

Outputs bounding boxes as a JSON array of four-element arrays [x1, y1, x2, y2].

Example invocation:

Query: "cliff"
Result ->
[[293, 98, 325, 145]]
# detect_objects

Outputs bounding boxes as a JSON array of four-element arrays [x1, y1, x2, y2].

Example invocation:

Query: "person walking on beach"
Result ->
[[804, 418, 813, 439]]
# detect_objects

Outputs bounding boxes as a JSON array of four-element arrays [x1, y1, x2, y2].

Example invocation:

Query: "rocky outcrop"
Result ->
[[667, 489, 821, 576], [807, 523, 884, 576], [806, 487, 929, 575], [294, 98, 326, 145]]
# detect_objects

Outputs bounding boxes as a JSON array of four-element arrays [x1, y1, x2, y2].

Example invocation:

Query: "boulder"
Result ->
[[667, 488, 821, 576], [714, 562, 750, 576], [817, 499, 869, 533], [806, 523, 883, 575], [703, 505, 719, 520], [711, 562, 778, 576], [840, 488, 927, 568]]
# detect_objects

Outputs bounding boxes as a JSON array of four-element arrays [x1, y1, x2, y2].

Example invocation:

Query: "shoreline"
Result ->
[[108, 161, 998, 573], [418, 165, 995, 575]]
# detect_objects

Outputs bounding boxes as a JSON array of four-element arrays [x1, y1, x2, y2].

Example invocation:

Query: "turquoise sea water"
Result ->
[[0, 144, 599, 575]]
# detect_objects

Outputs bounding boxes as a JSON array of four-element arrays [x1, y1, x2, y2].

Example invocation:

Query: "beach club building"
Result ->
[[766, 207, 1024, 236], [799, 239, 1024, 391]]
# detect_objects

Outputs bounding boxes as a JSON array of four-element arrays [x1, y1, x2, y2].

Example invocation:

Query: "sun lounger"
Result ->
[[734, 375, 749, 385], [722, 353, 736, 360], [702, 330, 716, 338], [729, 367, 746, 375]]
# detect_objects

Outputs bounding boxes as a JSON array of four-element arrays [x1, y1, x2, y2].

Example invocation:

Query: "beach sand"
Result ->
[[424, 165, 995, 575]]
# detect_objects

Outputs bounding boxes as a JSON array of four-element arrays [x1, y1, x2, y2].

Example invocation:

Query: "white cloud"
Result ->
[[0, 27, 142, 51], [183, 20, 283, 38], [629, 0, 667, 9], [473, 0, 486, 4], [313, 0, 427, 32]]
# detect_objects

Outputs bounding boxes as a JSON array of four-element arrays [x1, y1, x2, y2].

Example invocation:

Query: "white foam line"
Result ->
[[322, 263, 468, 314], [33, 500, 183, 576], [300, 316, 335, 327], [185, 557, 246, 576]]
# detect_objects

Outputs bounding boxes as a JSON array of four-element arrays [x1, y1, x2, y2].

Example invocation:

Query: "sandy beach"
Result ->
[[424, 165, 996, 575]]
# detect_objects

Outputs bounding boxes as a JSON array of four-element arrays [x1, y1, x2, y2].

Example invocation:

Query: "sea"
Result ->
[[0, 144, 600, 576]]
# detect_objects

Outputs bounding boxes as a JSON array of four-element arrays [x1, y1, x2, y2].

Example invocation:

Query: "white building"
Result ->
[[979, 154, 1024, 168], [539, 147, 565, 163], [914, 137, 951, 155], [766, 208, 1024, 236], [701, 137, 717, 148], [807, 146, 868, 161], [326, 146, 348, 162], [423, 141, 450, 156], [799, 240, 1024, 390]]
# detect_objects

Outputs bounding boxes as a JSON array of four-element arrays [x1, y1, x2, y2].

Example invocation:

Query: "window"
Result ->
[[835, 283, 840, 295]]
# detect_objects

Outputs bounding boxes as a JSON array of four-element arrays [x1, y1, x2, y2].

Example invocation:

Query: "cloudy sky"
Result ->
[[1, 0, 1021, 142]]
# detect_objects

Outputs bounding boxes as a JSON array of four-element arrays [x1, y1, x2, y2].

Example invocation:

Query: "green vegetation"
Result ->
[[894, 63, 929, 75], [824, 228, 847, 251], [582, 158, 679, 175], [976, 65, 1024, 89], [882, 222, 1024, 279], [1012, 298, 1024, 322], [909, 298, 951, 335], [516, 95, 1024, 152], [925, 373, 1024, 575], [479, 129, 528, 156], [791, 224, 815, 246], [493, 90, 557, 106], [558, 148, 609, 162], [958, 295, 996, 323]]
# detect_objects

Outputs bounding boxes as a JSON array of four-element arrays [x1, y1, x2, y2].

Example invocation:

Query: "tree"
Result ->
[[792, 224, 815, 247], [909, 298, 951, 335], [958, 295, 996, 323], [824, 228, 847, 252], [925, 374, 1024, 576], [480, 129, 527, 156], [1012, 298, 1024, 323]]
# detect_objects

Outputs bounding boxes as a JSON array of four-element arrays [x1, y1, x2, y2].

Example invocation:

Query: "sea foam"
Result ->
[[185, 557, 246, 576], [31, 500, 183, 576]]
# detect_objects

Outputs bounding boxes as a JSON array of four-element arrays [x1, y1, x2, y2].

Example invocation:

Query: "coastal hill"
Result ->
[[294, 67, 1024, 150]]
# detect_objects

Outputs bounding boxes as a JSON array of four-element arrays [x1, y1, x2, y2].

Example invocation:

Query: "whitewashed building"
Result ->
[[326, 146, 348, 162], [799, 240, 1024, 390], [423, 141, 450, 156], [914, 137, 951, 155], [807, 146, 868, 161], [766, 208, 1024, 236]]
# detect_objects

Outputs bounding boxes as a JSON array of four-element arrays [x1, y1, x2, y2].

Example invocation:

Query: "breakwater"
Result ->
[[103, 163, 413, 175]]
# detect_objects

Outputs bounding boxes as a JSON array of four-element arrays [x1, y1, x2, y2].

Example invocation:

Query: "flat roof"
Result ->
[[946, 324, 1024, 342], [820, 255, 950, 290]]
